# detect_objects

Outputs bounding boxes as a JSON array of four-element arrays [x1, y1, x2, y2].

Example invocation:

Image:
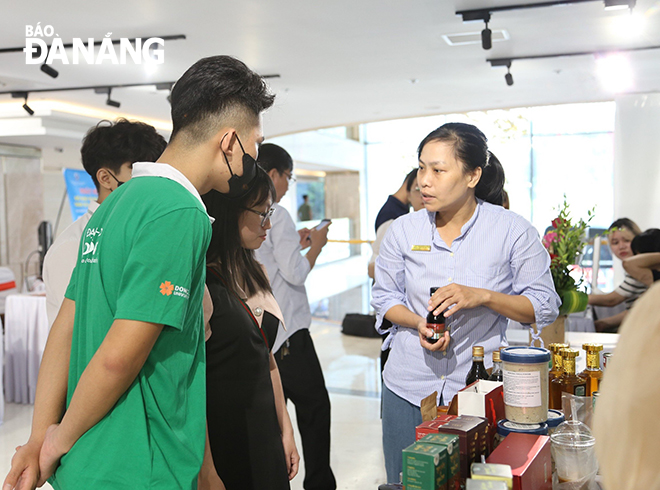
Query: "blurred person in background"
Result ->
[[624, 228, 660, 286], [43, 119, 167, 327], [588, 218, 646, 332]]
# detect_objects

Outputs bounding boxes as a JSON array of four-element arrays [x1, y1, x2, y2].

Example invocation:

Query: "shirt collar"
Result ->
[[131, 162, 214, 223], [426, 198, 482, 247], [88, 200, 100, 214]]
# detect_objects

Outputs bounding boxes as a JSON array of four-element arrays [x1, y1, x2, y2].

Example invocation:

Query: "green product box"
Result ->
[[402, 442, 448, 490], [418, 433, 460, 490]]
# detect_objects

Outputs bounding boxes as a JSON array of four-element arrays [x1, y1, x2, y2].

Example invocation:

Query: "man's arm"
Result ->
[[594, 310, 628, 333], [304, 226, 329, 270], [2, 299, 76, 490], [624, 253, 660, 287], [37, 319, 163, 485]]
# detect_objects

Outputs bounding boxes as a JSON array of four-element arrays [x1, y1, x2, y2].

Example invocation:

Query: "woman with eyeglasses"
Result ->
[[199, 168, 299, 490]]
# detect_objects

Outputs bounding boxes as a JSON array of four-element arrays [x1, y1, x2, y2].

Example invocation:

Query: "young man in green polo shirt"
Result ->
[[3, 56, 274, 490]]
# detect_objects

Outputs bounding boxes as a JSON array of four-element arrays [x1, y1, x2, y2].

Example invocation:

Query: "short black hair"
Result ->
[[404, 168, 418, 193], [170, 55, 275, 144], [257, 143, 293, 174], [81, 118, 167, 190], [302, 194, 308, 200], [631, 228, 660, 255]]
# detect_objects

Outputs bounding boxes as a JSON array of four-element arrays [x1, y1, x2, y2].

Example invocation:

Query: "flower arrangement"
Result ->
[[542, 196, 594, 315]]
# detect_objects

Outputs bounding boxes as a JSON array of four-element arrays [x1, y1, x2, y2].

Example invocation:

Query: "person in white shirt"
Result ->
[[43, 119, 167, 326], [255, 143, 336, 490]]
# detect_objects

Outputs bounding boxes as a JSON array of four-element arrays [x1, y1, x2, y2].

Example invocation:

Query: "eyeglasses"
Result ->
[[283, 171, 297, 183], [242, 206, 275, 227]]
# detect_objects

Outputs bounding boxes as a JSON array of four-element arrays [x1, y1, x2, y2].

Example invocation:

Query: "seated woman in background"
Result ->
[[200, 169, 299, 490], [371, 122, 559, 483], [587, 218, 646, 333], [624, 228, 660, 287]]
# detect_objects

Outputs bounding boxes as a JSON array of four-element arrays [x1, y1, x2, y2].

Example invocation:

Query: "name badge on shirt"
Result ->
[[411, 245, 431, 252]]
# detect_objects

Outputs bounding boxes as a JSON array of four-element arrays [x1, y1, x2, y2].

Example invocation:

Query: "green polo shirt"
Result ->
[[50, 174, 211, 490]]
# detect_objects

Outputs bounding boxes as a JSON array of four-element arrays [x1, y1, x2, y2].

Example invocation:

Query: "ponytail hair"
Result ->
[[417, 122, 505, 206]]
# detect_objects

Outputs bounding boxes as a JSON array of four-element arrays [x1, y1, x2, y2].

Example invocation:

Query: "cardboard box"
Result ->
[[415, 415, 457, 440], [437, 415, 489, 481], [402, 442, 448, 490], [419, 433, 460, 490], [466, 479, 508, 490], [471, 463, 513, 489], [458, 380, 506, 453], [486, 433, 551, 490]]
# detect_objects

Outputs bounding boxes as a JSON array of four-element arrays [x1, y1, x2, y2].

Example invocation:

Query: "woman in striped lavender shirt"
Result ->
[[371, 122, 560, 484]]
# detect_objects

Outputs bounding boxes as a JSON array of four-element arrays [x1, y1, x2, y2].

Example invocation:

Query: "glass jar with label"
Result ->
[[500, 347, 551, 424]]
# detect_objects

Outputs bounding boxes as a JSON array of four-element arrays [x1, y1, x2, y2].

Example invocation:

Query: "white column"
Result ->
[[613, 94, 660, 230]]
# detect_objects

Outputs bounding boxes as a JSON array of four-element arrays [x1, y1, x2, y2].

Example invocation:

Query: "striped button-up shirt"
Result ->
[[371, 200, 560, 406]]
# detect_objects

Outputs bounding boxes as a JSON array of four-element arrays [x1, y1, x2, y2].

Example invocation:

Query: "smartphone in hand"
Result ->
[[314, 219, 331, 231]]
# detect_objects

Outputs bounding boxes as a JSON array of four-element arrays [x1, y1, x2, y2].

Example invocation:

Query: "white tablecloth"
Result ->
[[3, 294, 49, 404]]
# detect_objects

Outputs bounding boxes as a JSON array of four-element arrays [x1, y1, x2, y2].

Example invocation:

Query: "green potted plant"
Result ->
[[542, 196, 594, 315]]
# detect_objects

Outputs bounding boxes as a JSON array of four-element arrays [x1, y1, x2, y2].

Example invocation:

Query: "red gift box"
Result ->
[[415, 415, 457, 441], [486, 433, 551, 490]]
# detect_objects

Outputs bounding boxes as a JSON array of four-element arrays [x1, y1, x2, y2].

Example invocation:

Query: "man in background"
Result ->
[[43, 119, 167, 327], [298, 194, 313, 221], [256, 143, 336, 490]]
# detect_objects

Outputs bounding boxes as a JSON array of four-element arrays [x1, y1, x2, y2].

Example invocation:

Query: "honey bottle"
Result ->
[[548, 343, 569, 381], [550, 349, 587, 409], [579, 343, 603, 396]]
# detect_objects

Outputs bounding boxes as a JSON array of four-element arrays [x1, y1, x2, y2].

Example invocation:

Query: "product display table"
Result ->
[[3, 294, 49, 404]]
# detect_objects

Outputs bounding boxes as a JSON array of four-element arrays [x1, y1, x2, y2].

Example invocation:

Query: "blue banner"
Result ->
[[63, 169, 98, 221]]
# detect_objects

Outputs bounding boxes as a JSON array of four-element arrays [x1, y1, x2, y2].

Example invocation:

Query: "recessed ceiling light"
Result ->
[[443, 30, 509, 46]]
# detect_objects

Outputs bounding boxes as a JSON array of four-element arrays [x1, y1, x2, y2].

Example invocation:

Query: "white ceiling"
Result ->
[[0, 0, 659, 149]]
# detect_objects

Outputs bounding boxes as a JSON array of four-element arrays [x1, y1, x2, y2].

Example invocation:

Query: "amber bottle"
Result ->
[[579, 343, 603, 396], [550, 349, 587, 409]]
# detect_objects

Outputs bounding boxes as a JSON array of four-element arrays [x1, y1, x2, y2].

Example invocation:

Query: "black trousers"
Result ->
[[275, 329, 337, 490]]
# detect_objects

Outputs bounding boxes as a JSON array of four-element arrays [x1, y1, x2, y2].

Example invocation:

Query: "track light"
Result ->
[[481, 14, 492, 50], [95, 87, 121, 108], [106, 88, 120, 108], [489, 59, 514, 86], [11, 91, 35, 115], [40, 63, 59, 78], [505, 68, 514, 86]]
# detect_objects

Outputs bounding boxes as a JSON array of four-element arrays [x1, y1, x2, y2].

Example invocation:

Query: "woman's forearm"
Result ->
[[270, 354, 293, 437], [483, 291, 535, 324], [588, 291, 625, 307], [383, 304, 424, 330]]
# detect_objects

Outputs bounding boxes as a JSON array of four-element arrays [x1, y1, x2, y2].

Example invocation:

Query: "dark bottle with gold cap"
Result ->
[[489, 350, 503, 382], [579, 343, 603, 396], [465, 345, 489, 386], [550, 348, 587, 409]]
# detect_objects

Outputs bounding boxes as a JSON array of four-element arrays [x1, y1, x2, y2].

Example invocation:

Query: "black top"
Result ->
[[374, 195, 409, 232], [205, 267, 289, 490]]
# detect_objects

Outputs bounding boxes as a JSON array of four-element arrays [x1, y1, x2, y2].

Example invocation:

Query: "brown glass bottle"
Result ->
[[466, 346, 489, 386], [426, 287, 445, 344], [489, 350, 503, 381], [579, 343, 603, 396], [550, 349, 587, 409], [548, 343, 569, 381]]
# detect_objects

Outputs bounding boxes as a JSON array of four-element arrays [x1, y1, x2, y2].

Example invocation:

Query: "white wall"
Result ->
[[614, 94, 660, 231]]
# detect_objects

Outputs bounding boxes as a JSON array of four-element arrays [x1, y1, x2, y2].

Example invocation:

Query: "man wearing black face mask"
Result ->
[[4, 56, 274, 490], [43, 118, 167, 328]]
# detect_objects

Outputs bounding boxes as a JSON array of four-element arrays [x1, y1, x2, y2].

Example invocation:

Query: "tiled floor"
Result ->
[[0, 319, 387, 490]]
